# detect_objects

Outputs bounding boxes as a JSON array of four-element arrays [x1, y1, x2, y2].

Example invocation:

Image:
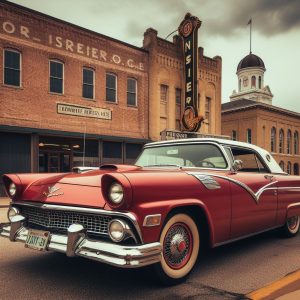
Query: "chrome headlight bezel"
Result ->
[[108, 182, 124, 205], [8, 182, 17, 197], [108, 219, 126, 242], [7, 207, 20, 221]]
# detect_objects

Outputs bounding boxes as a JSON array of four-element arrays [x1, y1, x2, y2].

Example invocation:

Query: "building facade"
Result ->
[[222, 53, 300, 175], [0, 1, 222, 194]]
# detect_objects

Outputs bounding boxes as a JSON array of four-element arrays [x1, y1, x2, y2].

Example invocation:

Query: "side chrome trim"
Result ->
[[188, 172, 278, 204], [12, 201, 144, 243], [214, 225, 282, 247], [287, 202, 300, 209]]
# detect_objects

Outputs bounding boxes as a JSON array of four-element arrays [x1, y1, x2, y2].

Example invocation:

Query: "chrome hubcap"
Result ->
[[288, 216, 299, 231], [163, 223, 192, 269]]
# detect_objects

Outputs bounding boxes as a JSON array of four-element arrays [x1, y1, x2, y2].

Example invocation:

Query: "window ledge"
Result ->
[[49, 92, 65, 96], [105, 100, 118, 105], [2, 84, 23, 90]]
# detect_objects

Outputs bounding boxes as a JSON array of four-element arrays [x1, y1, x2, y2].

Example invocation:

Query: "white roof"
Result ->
[[145, 138, 285, 174]]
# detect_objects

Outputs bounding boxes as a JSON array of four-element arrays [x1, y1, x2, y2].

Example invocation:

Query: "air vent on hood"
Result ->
[[100, 164, 118, 170]]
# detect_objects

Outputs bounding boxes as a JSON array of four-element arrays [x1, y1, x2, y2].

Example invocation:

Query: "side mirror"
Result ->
[[232, 160, 243, 172]]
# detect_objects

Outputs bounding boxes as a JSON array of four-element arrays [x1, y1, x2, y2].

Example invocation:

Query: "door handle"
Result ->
[[264, 175, 274, 181]]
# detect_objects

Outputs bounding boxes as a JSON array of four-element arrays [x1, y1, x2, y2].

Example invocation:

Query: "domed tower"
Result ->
[[230, 53, 273, 104]]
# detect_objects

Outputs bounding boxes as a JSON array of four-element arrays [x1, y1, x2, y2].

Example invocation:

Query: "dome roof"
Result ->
[[237, 53, 265, 71]]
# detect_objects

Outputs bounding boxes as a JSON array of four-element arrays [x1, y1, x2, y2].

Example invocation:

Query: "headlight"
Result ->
[[9, 182, 17, 197], [7, 207, 20, 221], [109, 182, 124, 205], [108, 219, 126, 242]]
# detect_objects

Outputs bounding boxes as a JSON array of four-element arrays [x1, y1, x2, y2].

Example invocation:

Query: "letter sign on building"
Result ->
[[179, 13, 204, 132]]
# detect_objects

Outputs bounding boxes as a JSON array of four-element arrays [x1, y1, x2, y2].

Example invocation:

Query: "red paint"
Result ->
[[3, 164, 300, 247]]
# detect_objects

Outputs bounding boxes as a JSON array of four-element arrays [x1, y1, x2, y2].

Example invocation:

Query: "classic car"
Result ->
[[1, 138, 300, 285]]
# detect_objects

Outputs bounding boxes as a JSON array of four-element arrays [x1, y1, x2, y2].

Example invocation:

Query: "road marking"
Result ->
[[247, 269, 300, 299]]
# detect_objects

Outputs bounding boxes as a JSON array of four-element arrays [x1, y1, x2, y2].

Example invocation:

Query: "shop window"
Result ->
[[232, 130, 237, 141], [127, 78, 137, 106], [271, 127, 276, 152], [103, 141, 122, 164], [73, 139, 99, 167], [287, 162, 292, 174], [106, 73, 117, 102], [175, 88, 182, 130], [287, 130, 292, 154], [294, 131, 299, 154], [50, 60, 64, 94], [82, 68, 94, 99], [279, 129, 284, 153], [4, 49, 21, 87], [251, 76, 256, 88], [125, 143, 143, 164], [247, 128, 252, 144]]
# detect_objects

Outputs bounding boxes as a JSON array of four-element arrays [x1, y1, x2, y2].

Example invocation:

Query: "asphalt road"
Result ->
[[1, 206, 300, 300]]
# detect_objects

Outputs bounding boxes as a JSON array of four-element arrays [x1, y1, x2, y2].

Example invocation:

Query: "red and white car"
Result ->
[[1, 138, 300, 284]]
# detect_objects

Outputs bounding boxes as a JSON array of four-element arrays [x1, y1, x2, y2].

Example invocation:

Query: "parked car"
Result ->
[[1, 138, 300, 285]]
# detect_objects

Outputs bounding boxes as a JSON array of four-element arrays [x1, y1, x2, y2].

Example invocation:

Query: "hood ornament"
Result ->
[[43, 185, 64, 197]]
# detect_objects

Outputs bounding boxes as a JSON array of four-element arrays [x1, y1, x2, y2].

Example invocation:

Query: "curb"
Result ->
[[246, 269, 300, 300]]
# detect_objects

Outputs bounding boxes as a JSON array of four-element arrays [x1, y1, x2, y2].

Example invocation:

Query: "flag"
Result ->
[[247, 18, 252, 25]]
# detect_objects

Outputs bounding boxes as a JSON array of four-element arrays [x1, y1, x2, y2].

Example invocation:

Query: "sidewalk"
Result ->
[[247, 269, 300, 300], [0, 197, 10, 208]]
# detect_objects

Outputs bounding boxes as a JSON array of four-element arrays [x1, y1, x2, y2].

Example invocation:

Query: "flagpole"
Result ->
[[250, 20, 252, 53]]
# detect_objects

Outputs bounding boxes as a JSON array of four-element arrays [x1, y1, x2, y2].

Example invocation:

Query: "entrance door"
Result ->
[[48, 153, 60, 173]]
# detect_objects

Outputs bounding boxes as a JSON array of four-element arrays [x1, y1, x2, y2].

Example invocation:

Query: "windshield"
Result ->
[[135, 143, 228, 169]]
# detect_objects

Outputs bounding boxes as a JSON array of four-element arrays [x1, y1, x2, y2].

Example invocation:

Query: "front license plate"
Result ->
[[25, 229, 50, 251]]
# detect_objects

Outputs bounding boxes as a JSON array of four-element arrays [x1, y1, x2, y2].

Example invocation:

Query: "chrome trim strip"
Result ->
[[0, 219, 161, 268], [188, 172, 278, 204], [12, 201, 143, 243], [214, 225, 282, 247]]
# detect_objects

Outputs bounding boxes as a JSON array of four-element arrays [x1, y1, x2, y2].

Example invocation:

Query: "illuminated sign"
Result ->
[[178, 13, 204, 132]]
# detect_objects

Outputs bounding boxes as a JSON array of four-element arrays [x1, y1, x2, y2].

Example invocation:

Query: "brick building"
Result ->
[[0, 1, 222, 194], [222, 53, 300, 175], [143, 28, 222, 141]]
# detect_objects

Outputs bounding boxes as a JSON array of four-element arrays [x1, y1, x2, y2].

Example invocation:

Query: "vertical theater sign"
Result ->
[[179, 13, 204, 132]]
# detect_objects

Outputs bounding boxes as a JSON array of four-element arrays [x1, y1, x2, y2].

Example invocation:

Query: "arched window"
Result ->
[[271, 127, 276, 152], [287, 130, 292, 154], [294, 131, 299, 154], [239, 79, 241, 92], [287, 162, 292, 174], [251, 76, 256, 88], [279, 129, 284, 153], [258, 76, 262, 89], [279, 161, 284, 171], [294, 163, 299, 175]]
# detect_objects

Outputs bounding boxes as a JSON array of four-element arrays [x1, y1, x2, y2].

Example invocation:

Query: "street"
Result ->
[[1, 206, 300, 300]]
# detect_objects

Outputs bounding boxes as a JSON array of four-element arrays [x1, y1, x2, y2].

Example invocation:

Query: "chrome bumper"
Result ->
[[0, 215, 161, 268]]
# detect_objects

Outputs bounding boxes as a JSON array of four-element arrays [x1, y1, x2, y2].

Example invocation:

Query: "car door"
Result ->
[[226, 146, 278, 239]]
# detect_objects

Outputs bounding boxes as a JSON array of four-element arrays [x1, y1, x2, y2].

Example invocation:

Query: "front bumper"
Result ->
[[0, 215, 161, 268]]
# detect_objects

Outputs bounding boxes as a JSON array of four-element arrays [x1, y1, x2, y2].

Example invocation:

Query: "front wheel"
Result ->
[[153, 213, 200, 285], [281, 216, 300, 238]]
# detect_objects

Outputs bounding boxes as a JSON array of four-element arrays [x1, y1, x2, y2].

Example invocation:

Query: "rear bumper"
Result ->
[[0, 215, 161, 268]]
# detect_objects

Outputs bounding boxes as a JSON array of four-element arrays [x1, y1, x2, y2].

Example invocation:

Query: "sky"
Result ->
[[10, 0, 300, 113]]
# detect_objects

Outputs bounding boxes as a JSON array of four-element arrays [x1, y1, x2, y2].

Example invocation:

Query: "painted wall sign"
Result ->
[[57, 103, 112, 120], [0, 20, 145, 71], [178, 13, 204, 132]]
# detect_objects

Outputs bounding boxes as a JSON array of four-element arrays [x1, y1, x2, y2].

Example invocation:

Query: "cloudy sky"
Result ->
[[11, 0, 300, 112]]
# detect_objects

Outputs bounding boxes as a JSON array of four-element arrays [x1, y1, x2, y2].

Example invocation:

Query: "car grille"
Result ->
[[19, 206, 113, 236]]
